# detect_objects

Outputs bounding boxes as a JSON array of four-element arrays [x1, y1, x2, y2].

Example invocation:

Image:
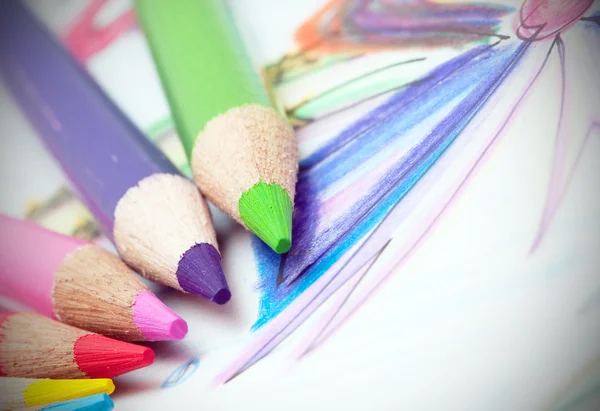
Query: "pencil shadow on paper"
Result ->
[[159, 289, 242, 327], [217, 0, 600, 382], [134, 341, 201, 391], [110, 379, 156, 398]]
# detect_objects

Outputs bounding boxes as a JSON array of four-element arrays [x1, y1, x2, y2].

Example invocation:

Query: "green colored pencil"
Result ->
[[135, 0, 298, 254]]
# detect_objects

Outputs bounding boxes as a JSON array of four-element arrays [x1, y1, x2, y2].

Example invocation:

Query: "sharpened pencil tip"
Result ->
[[169, 318, 189, 339], [239, 182, 293, 254], [211, 288, 232, 305], [275, 238, 292, 254], [133, 290, 188, 341], [176, 243, 231, 304], [73, 334, 155, 378]]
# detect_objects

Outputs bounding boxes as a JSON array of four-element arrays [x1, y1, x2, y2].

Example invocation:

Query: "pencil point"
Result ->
[[74, 334, 155, 378], [275, 238, 292, 254], [169, 318, 189, 339], [40, 393, 114, 411], [211, 288, 232, 305], [133, 290, 188, 341], [239, 182, 293, 254], [176, 243, 231, 304]]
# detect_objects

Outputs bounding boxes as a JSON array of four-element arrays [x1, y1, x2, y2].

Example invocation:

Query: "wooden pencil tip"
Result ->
[[73, 334, 155, 378], [239, 182, 293, 254]]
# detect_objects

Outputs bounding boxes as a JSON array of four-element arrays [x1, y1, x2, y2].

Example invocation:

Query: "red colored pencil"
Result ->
[[0, 312, 154, 379]]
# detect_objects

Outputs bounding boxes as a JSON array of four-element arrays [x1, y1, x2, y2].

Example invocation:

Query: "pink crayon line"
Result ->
[[532, 119, 600, 252], [516, 0, 594, 41], [319, 146, 405, 223], [531, 27, 600, 251], [214, 238, 370, 383], [530, 34, 567, 251], [63, 0, 137, 63], [292, 240, 391, 359]]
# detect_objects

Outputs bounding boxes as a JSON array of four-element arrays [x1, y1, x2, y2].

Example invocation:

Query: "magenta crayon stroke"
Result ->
[[299, 0, 512, 52]]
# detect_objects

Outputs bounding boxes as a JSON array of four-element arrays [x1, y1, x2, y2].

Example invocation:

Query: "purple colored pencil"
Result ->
[[0, 1, 230, 304]]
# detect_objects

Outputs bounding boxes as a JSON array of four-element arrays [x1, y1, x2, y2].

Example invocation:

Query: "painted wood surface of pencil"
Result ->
[[0, 312, 154, 379], [135, 0, 299, 254], [0, 1, 230, 304], [0, 377, 114, 409], [0, 214, 188, 342], [39, 393, 115, 411]]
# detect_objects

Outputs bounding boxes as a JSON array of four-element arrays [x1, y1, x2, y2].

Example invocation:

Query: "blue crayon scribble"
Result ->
[[252, 40, 525, 329], [161, 357, 200, 388]]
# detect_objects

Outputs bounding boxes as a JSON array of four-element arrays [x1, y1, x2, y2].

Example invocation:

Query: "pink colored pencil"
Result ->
[[0, 214, 187, 342]]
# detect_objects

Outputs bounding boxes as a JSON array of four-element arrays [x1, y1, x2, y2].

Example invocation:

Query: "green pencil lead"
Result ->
[[239, 182, 293, 254]]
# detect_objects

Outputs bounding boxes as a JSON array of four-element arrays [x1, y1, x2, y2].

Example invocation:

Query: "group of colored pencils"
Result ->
[[0, 0, 298, 409]]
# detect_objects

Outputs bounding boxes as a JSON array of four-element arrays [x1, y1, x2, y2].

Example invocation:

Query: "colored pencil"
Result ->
[[0, 378, 114, 409], [0, 312, 154, 379], [0, 214, 187, 342], [135, 0, 299, 254], [0, 1, 230, 304], [40, 393, 114, 411]]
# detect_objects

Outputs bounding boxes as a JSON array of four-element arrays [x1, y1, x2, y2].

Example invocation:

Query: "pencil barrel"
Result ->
[[135, 0, 271, 156], [0, 215, 83, 318], [0, 1, 180, 237], [0, 312, 154, 379]]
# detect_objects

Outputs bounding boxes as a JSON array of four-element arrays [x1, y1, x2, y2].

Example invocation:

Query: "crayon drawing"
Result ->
[[217, 0, 600, 381]]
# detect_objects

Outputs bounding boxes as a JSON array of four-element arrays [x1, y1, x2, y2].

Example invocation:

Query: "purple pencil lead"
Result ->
[[177, 243, 231, 304]]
